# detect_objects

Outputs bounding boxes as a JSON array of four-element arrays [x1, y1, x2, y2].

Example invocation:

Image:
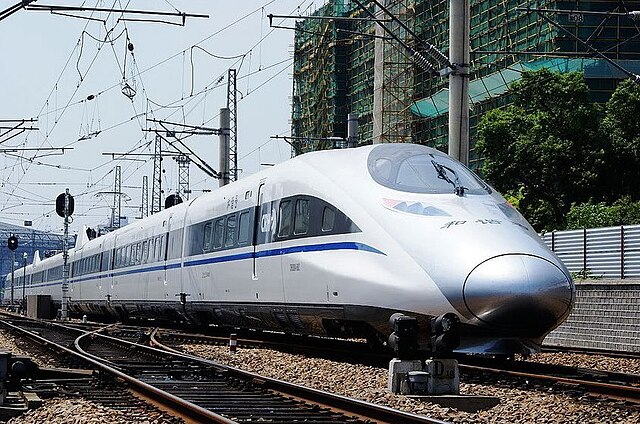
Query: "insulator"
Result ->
[[422, 42, 449, 66], [413, 51, 435, 73]]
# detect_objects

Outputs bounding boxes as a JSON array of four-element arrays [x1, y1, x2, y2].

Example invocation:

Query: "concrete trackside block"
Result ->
[[388, 359, 422, 394], [408, 395, 500, 412], [21, 392, 42, 409], [424, 359, 460, 395]]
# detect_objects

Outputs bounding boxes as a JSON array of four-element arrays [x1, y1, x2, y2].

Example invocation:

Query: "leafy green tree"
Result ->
[[601, 80, 640, 199], [477, 69, 607, 231], [566, 197, 640, 229]]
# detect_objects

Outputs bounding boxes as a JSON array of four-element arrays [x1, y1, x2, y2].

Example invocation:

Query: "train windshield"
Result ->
[[367, 144, 491, 195]]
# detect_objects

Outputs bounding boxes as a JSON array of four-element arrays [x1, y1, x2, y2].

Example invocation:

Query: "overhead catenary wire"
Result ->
[[2, 0, 308, 230]]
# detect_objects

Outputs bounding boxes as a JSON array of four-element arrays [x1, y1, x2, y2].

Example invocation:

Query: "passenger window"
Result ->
[[225, 214, 237, 247], [294, 199, 309, 235], [213, 219, 224, 249], [238, 211, 250, 245], [142, 241, 148, 264], [278, 200, 293, 237], [203, 222, 213, 252], [322, 207, 336, 232], [155, 238, 161, 261]]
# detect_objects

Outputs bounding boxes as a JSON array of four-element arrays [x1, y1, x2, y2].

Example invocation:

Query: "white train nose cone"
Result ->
[[463, 254, 574, 334]]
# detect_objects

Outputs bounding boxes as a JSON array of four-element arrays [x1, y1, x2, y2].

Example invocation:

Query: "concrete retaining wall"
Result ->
[[544, 279, 640, 353]]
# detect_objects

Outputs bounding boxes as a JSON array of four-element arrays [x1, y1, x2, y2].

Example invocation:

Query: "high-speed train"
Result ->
[[2, 144, 575, 355]]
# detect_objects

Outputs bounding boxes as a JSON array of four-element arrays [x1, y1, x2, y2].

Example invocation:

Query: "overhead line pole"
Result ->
[[449, 0, 470, 165], [141, 176, 149, 218], [151, 134, 162, 215]]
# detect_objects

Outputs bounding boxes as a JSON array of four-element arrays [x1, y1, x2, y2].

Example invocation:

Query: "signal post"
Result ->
[[56, 189, 74, 320], [7, 235, 18, 310]]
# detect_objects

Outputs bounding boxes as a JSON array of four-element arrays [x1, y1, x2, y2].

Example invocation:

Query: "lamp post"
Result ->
[[22, 252, 27, 314]]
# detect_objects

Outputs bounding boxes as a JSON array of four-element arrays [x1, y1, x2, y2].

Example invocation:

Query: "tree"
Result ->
[[601, 80, 640, 200], [566, 197, 640, 229], [476, 69, 607, 231]]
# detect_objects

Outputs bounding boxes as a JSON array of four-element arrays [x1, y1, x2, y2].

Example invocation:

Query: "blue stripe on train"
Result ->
[[24, 241, 384, 288]]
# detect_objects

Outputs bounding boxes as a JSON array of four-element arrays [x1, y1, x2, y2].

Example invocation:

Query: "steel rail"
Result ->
[[149, 328, 449, 424], [156, 328, 640, 405], [459, 363, 640, 403], [0, 319, 236, 424]]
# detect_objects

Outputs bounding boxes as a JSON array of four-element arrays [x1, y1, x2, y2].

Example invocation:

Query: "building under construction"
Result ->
[[291, 0, 640, 168]]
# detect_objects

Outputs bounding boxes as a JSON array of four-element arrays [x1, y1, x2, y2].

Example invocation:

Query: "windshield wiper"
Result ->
[[431, 160, 467, 196]]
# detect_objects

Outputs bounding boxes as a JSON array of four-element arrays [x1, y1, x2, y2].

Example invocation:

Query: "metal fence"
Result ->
[[541, 225, 640, 279]]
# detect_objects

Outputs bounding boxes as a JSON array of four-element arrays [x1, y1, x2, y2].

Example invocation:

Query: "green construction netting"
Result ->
[[410, 58, 640, 118]]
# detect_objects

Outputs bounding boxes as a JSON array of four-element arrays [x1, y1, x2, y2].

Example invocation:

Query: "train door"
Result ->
[[164, 213, 184, 302], [107, 235, 116, 305], [163, 214, 173, 300], [281, 197, 327, 304], [252, 181, 265, 279], [252, 180, 285, 302]]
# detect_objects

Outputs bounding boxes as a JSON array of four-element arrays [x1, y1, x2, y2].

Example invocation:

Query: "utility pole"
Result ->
[[175, 155, 191, 200], [448, 0, 470, 165], [219, 108, 231, 187], [227, 69, 239, 182], [151, 134, 162, 214], [112, 165, 122, 228], [141, 175, 149, 218]]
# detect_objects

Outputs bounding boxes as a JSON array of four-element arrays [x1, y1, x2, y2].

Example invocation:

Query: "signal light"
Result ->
[[55, 192, 75, 218], [7, 235, 18, 251]]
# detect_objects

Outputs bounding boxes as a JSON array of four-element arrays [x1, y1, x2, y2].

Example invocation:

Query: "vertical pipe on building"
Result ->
[[347, 113, 359, 148], [448, 0, 470, 165], [219, 108, 231, 188]]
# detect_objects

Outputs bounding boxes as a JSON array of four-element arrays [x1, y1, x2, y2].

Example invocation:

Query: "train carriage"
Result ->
[[3, 144, 575, 355]]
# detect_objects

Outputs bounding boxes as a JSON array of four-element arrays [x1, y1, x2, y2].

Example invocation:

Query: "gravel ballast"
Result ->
[[181, 343, 640, 424], [0, 330, 182, 423]]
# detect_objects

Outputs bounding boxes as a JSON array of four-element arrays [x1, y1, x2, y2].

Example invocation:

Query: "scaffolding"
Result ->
[[292, 1, 350, 153], [292, 0, 640, 166]]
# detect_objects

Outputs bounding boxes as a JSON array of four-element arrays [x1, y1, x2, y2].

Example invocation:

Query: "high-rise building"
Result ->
[[291, 0, 640, 168]]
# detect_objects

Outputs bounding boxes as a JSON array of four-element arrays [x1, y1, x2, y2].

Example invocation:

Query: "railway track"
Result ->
[[0, 317, 448, 424], [154, 328, 640, 407]]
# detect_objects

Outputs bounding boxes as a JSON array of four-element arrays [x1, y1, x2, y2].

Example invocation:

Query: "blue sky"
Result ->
[[0, 0, 324, 234]]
